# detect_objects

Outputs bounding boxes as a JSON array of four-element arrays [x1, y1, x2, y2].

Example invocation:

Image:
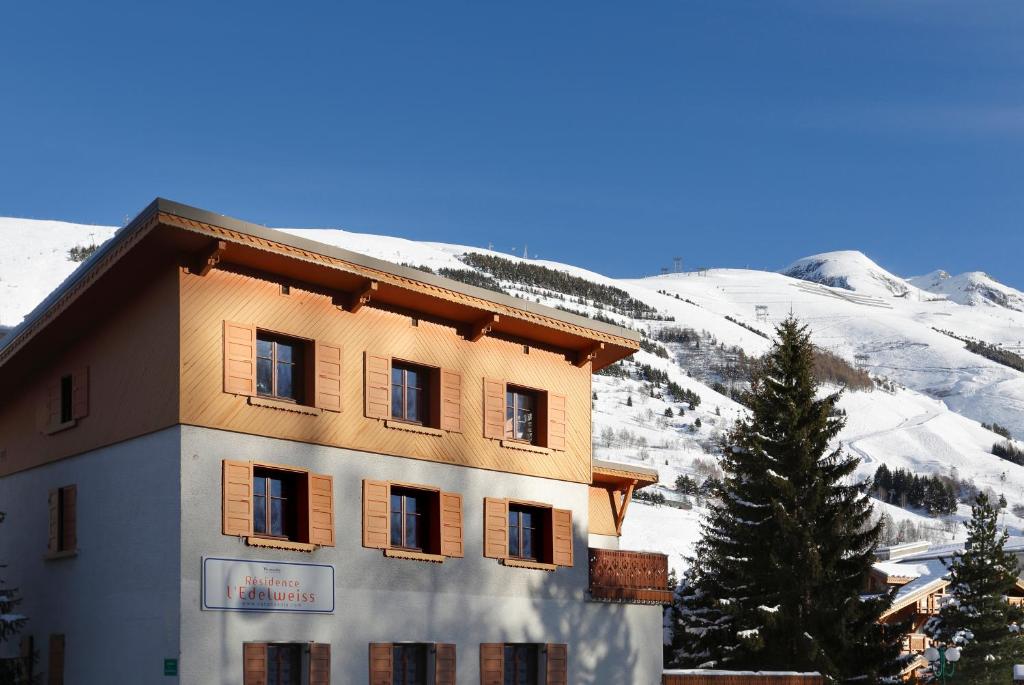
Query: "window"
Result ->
[[221, 460, 336, 549], [59, 375, 73, 424], [267, 644, 301, 685], [505, 387, 537, 444], [256, 333, 304, 402], [362, 480, 464, 560], [47, 485, 76, 556], [391, 362, 429, 424], [48, 634, 65, 685], [393, 644, 428, 685], [390, 488, 428, 551], [253, 468, 298, 540], [503, 644, 540, 685], [508, 504, 543, 561]]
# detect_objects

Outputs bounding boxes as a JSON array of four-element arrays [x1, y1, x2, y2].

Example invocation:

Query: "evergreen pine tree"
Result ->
[[925, 493, 1023, 683], [673, 318, 897, 679], [0, 511, 33, 683]]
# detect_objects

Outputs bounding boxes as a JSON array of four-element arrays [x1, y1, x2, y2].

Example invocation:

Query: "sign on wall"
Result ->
[[202, 557, 335, 613]]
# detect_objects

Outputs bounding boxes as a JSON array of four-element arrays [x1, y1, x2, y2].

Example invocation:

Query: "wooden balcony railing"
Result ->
[[902, 633, 931, 653], [588, 548, 674, 605]]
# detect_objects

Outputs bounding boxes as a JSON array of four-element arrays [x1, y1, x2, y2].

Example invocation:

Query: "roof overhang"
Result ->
[[591, 459, 659, 489], [879, 578, 950, 621], [0, 199, 640, 385]]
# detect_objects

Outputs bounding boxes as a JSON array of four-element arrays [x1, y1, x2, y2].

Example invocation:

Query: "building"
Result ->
[[0, 199, 671, 684], [870, 541, 1024, 681]]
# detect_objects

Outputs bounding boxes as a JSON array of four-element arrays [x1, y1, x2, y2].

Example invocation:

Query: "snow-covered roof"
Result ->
[[876, 558, 950, 620]]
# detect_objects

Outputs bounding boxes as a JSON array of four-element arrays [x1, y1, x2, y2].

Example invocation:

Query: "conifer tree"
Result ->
[[0, 511, 32, 683], [925, 493, 1023, 683], [673, 318, 896, 680]]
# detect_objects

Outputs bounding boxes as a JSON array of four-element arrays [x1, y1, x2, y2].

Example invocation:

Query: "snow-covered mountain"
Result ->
[[4, 216, 1024, 575], [909, 269, 1024, 313]]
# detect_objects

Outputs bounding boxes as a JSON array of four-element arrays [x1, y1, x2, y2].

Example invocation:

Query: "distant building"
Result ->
[[0, 199, 669, 684]]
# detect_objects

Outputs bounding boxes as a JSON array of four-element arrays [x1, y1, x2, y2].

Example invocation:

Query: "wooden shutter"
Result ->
[[71, 367, 89, 420], [243, 643, 267, 685], [440, 492, 464, 558], [362, 480, 390, 549], [479, 644, 503, 685], [546, 644, 568, 685], [552, 508, 573, 567], [434, 643, 456, 685], [483, 378, 505, 439], [308, 473, 335, 547], [223, 321, 257, 396], [47, 634, 64, 685], [364, 352, 391, 419], [483, 497, 508, 559], [47, 489, 59, 554], [315, 342, 343, 412], [439, 369, 462, 432], [222, 460, 254, 537], [368, 643, 393, 685], [546, 392, 566, 451], [309, 643, 331, 685], [60, 485, 76, 551]]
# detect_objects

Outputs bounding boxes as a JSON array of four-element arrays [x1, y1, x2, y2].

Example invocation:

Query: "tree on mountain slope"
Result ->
[[673, 317, 898, 680], [925, 493, 1023, 683]]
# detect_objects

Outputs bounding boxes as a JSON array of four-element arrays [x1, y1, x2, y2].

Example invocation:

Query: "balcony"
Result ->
[[902, 633, 931, 653], [588, 548, 674, 605]]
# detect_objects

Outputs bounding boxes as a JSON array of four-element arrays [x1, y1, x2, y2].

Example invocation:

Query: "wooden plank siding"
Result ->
[[179, 267, 594, 483], [0, 265, 181, 476], [588, 485, 622, 537]]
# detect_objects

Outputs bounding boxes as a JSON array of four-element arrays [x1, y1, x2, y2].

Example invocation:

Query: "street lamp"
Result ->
[[924, 645, 961, 683]]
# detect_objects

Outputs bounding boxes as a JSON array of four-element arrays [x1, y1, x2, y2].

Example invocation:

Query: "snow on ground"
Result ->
[[5, 217, 1024, 571]]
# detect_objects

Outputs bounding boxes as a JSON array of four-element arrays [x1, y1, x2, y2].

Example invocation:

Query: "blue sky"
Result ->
[[2, 1, 1022, 287]]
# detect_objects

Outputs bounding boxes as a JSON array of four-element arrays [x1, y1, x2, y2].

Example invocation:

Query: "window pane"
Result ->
[[271, 499, 283, 536], [276, 342, 293, 364], [509, 521, 519, 558], [391, 512, 402, 547], [270, 478, 282, 498], [406, 387, 420, 422], [392, 366, 403, 386], [404, 495, 418, 514], [391, 383, 403, 419], [390, 494, 401, 515], [277, 362, 294, 399], [504, 647, 514, 684], [523, 527, 534, 559], [253, 478, 266, 496], [521, 511, 533, 528], [257, 338, 273, 359], [254, 495, 267, 534], [257, 358, 273, 394], [406, 513, 418, 549]]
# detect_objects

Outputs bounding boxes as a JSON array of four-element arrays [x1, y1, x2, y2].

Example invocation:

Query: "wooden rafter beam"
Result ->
[[193, 240, 226, 277], [614, 481, 636, 536], [467, 314, 499, 342], [344, 279, 378, 313], [575, 342, 605, 368]]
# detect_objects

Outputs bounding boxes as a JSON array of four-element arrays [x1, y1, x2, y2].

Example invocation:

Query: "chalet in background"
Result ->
[[0, 199, 668, 684]]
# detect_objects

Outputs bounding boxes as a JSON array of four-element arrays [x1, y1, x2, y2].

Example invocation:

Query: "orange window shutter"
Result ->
[[71, 367, 89, 419], [364, 352, 391, 419], [546, 392, 566, 451], [243, 643, 267, 685], [439, 369, 463, 433], [434, 643, 456, 685], [47, 489, 59, 554], [223, 321, 257, 396], [545, 644, 568, 685], [440, 492, 464, 558], [222, 460, 254, 537], [48, 634, 65, 685], [479, 644, 504, 685], [482, 378, 505, 440], [362, 480, 390, 549], [368, 643, 393, 685], [315, 342, 343, 412], [483, 498, 509, 559], [552, 508, 574, 567], [60, 485, 77, 551], [308, 473, 335, 547], [309, 643, 331, 685]]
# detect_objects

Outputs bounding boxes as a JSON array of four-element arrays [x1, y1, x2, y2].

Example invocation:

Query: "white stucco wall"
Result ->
[[179, 425, 663, 685], [0, 428, 181, 684]]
